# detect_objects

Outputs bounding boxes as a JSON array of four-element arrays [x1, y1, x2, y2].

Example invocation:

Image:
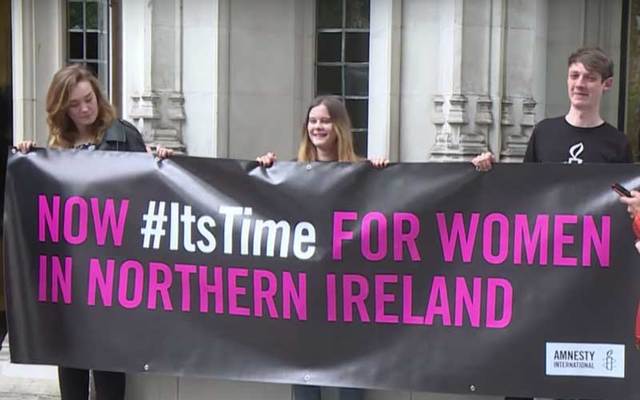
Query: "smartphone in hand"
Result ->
[[612, 182, 633, 197]]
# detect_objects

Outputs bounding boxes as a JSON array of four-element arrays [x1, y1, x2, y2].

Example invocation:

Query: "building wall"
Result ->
[[121, 0, 314, 159], [226, 0, 313, 160], [14, 0, 625, 157], [546, 0, 622, 126], [121, 0, 145, 127], [398, 0, 441, 161], [181, 0, 222, 157], [12, 0, 64, 145], [126, 374, 506, 400], [396, 0, 622, 162]]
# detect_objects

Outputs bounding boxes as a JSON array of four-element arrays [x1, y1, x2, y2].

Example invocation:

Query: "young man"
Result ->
[[473, 47, 631, 169], [472, 47, 632, 400]]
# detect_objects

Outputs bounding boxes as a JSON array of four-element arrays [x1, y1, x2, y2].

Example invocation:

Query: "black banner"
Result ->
[[5, 149, 640, 399]]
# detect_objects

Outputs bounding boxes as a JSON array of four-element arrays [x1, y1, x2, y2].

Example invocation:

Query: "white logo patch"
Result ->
[[566, 142, 584, 164], [546, 342, 625, 378]]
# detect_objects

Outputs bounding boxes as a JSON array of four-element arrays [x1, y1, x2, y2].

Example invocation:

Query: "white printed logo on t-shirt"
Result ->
[[566, 142, 584, 164]]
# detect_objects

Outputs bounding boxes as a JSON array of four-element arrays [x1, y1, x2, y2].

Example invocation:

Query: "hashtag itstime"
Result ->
[[141, 201, 168, 249]]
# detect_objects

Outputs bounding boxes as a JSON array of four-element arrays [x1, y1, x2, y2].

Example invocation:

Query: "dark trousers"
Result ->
[[58, 367, 125, 400], [0, 311, 6, 350]]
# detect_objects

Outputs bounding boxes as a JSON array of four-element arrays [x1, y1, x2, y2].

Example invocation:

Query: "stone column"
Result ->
[[498, 0, 547, 162], [368, 0, 402, 161], [129, 0, 186, 153], [429, 0, 491, 161], [429, 0, 548, 162]]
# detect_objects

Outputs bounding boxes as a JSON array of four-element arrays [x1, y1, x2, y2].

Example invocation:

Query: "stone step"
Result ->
[[0, 338, 60, 399]]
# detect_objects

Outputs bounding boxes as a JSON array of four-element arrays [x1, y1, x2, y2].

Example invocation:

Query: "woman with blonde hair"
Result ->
[[258, 95, 386, 400], [257, 95, 387, 167], [17, 63, 171, 399]]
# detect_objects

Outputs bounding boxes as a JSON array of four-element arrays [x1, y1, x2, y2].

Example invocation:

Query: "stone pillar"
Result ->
[[129, 0, 186, 152], [429, 0, 490, 161], [429, 0, 547, 162], [498, 1, 547, 162], [501, 97, 537, 162], [368, 0, 401, 161]]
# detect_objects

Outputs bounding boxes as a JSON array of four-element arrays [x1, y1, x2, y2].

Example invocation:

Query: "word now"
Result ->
[[39, 195, 129, 247]]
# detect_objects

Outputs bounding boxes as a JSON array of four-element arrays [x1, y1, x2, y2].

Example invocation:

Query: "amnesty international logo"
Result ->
[[565, 142, 584, 164], [552, 350, 595, 369], [546, 342, 625, 378], [603, 350, 615, 371]]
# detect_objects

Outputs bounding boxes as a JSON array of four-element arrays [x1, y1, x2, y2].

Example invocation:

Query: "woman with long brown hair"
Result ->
[[17, 64, 171, 399], [258, 95, 386, 400], [257, 95, 387, 167], [18, 64, 152, 154]]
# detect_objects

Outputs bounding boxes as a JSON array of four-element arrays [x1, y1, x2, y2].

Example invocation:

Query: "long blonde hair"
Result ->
[[46, 64, 115, 148], [297, 96, 359, 162]]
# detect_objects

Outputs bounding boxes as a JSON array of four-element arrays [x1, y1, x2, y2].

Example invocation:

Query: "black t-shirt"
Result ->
[[523, 116, 632, 163]]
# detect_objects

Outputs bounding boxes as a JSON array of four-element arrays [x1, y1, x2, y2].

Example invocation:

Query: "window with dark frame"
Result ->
[[66, 0, 110, 92], [316, 0, 370, 156]]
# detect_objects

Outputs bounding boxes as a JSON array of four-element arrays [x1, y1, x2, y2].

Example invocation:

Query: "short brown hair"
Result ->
[[568, 47, 614, 81], [46, 64, 115, 148]]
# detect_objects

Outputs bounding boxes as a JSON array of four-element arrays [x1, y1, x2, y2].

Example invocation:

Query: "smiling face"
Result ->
[[567, 62, 612, 112], [307, 103, 338, 158], [66, 80, 98, 132]]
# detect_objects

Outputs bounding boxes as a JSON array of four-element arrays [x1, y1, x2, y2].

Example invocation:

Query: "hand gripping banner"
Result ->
[[5, 149, 640, 399]]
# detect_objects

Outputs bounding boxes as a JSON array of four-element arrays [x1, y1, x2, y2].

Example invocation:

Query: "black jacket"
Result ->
[[96, 119, 147, 153]]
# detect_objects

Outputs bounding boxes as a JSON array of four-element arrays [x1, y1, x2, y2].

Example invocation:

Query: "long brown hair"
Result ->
[[46, 64, 115, 148], [296, 95, 359, 162]]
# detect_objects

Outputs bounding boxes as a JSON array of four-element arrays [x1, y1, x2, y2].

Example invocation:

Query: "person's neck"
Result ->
[[565, 107, 603, 128], [73, 127, 95, 146], [316, 148, 338, 161]]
